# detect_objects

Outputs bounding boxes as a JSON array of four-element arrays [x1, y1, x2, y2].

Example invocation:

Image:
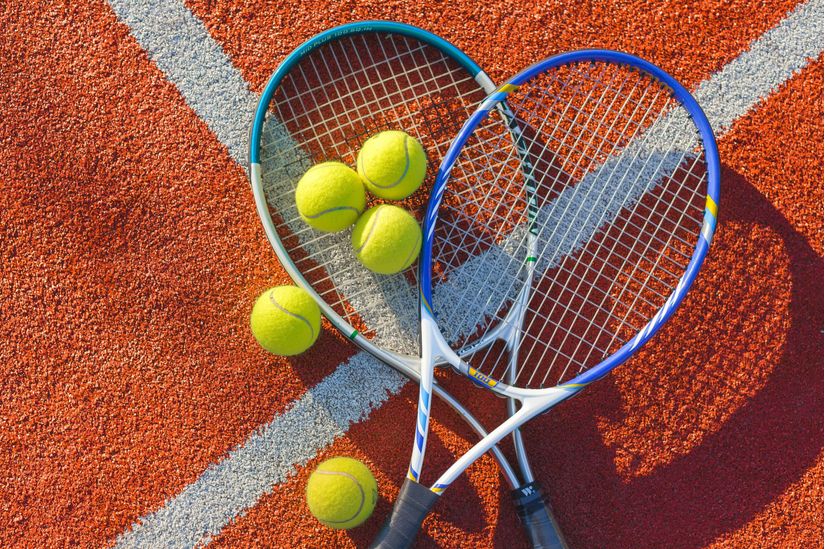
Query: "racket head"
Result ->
[[248, 21, 496, 365], [420, 49, 720, 392]]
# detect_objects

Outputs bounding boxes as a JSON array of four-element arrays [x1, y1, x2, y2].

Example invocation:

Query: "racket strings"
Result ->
[[267, 38, 474, 161], [528, 137, 705, 384], [260, 32, 487, 355], [478, 78, 667, 384], [514, 103, 704, 386], [432, 129, 532, 342], [519, 134, 707, 386], [267, 65, 474, 165], [430, 60, 708, 388], [516, 65, 665, 184], [434, 64, 647, 346], [433, 136, 531, 279], [434, 63, 642, 340], [528, 183, 703, 386], [586, 156, 706, 343]]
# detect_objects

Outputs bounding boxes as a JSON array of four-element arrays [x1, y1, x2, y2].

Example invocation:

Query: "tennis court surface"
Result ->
[[1, 1, 822, 547]]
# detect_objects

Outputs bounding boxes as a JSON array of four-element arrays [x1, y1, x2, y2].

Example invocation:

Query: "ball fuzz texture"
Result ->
[[351, 205, 421, 275], [357, 130, 427, 200], [250, 286, 320, 356], [306, 457, 378, 530], [295, 162, 365, 232]]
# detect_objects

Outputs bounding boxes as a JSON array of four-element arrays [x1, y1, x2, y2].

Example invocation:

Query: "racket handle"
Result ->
[[512, 481, 569, 549], [370, 478, 439, 549]]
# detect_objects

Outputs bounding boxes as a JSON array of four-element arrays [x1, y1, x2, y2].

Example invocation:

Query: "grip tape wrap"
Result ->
[[370, 478, 439, 549], [511, 481, 569, 549]]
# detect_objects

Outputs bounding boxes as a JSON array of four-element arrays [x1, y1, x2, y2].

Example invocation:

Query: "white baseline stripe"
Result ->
[[111, 0, 823, 546], [115, 354, 406, 547], [108, 0, 255, 165], [694, 0, 824, 136]]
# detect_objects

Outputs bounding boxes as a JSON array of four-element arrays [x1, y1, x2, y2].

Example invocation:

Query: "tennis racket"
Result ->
[[371, 49, 721, 548], [247, 21, 566, 547]]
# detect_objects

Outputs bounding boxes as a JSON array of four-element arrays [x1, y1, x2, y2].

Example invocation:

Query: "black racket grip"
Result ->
[[370, 478, 439, 549], [512, 481, 569, 549]]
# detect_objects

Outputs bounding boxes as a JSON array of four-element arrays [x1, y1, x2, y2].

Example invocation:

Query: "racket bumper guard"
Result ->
[[512, 481, 569, 549], [370, 479, 439, 549]]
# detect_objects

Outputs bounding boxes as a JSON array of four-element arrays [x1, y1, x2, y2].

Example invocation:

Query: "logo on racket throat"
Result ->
[[481, 83, 521, 111], [468, 367, 498, 388]]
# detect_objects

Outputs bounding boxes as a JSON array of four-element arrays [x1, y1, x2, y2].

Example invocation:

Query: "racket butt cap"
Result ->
[[511, 481, 569, 549], [370, 478, 439, 549]]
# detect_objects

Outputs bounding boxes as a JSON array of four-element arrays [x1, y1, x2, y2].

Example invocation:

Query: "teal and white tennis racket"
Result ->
[[248, 21, 567, 548]]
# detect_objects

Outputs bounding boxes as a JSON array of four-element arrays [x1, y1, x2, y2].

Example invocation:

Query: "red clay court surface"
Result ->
[[1, 1, 822, 548]]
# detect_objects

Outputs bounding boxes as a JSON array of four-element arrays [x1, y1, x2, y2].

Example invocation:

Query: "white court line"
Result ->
[[693, 0, 824, 137], [116, 353, 405, 547], [110, 0, 823, 546], [108, 0, 256, 165]]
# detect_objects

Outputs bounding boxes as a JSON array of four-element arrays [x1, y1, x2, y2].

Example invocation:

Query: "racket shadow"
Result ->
[[493, 165, 822, 549]]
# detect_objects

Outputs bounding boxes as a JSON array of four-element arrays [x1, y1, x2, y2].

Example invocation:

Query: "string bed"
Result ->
[[259, 32, 487, 355], [430, 60, 708, 388]]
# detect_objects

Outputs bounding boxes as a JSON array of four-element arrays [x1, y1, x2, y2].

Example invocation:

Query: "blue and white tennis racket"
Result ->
[[247, 21, 566, 547], [371, 49, 720, 548]]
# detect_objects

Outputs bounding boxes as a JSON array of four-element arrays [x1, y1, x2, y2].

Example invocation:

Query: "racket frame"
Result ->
[[248, 21, 569, 547], [248, 18, 515, 472], [410, 48, 720, 493]]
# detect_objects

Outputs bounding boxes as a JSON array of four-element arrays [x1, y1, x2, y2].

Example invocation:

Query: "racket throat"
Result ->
[[507, 396, 534, 479], [409, 311, 452, 479], [498, 281, 534, 360], [433, 394, 555, 490]]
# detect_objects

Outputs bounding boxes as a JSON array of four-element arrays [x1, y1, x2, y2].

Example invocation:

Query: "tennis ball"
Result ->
[[351, 205, 421, 275], [295, 162, 366, 232], [250, 286, 320, 356], [306, 457, 378, 530], [357, 130, 427, 200]]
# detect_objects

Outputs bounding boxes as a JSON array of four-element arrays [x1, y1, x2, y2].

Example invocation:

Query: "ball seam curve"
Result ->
[[267, 291, 316, 339], [359, 135, 412, 189], [311, 470, 365, 524]]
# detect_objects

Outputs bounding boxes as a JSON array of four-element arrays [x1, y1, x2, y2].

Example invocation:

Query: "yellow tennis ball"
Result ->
[[357, 130, 427, 200], [306, 457, 378, 530], [250, 286, 320, 356], [351, 205, 421, 275], [295, 162, 366, 232]]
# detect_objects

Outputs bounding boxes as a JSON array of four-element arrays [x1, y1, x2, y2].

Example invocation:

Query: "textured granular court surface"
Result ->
[[0, 1, 822, 548]]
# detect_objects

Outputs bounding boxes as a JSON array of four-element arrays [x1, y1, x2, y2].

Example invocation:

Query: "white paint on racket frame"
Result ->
[[110, 0, 823, 545]]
